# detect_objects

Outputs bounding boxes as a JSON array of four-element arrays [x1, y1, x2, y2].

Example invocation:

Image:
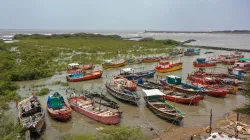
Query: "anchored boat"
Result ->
[[155, 61, 183, 73], [66, 70, 103, 82], [102, 60, 126, 69], [119, 68, 155, 80]]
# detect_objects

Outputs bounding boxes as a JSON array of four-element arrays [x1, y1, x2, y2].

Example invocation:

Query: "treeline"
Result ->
[[139, 37, 180, 46], [14, 33, 122, 40]]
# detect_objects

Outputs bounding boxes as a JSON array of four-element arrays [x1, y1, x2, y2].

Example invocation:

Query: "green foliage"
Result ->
[[61, 125, 148, 140], [37, 88, 50, 96], [52, 81, 69, 86], [236, 77, 250, 114]]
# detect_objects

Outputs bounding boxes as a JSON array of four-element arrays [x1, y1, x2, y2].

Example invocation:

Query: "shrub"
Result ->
[[37, 88, 50, 96]]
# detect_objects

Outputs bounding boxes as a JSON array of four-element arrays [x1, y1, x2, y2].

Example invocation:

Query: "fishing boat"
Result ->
[[160, 75, 227, 97], [18, 94, 45, 134], [143, 89, 184, 121], [193, 58, 217, 67], [105, 83, 140, 105], [113, 75, 137, 91], [142, 57, 160, 63], [102, 60, 126, 69], [191, 69, 229, 78], [155, 61, 183, 73], [46, 92, 72, 121], [184, 48, 200, 56], [126, 58, 143, 64], [222, 56, 235, 65], [137, 78, 166, 89], [68, 93, 121, 125], [67, 63, 94, 73], [163, 90, 202, 105], [66, 70, 102, 82], [119, 68, 155, 80]]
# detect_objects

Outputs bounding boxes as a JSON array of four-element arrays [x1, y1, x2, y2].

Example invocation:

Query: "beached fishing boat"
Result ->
[[191, 69, 229, 78], [184, 48, 200, 56], [18, 94, 45, 134], [126, 58, 143, 64], [142, 57, 160, 63], [193, 58, 217, 67], [143, 89, 184, 121], [105, 83, 140, 105], [163, 90, 202, 105], [67, 63, 94, 73], [160, 75, 227, 97], [119, 68, 155, 80], [137, 78, 166, 89], [68, 93, 121, 125], [102, 60, 126, 69], [222, 56, 235, 65], [113, 75, 137, 91], [66, 70, 102, 82], [155, 61, 183, 73], [47, 92, 72, 121]]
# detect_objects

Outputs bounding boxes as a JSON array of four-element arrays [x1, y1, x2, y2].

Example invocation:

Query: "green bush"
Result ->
[[37, 88, 50, 96]]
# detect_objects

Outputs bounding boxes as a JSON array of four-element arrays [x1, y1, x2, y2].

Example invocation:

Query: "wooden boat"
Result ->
[[137, 79, 166, 89], [126, 58, 143, 64], [68, 93, 121, 125], [105, 83, 140, 105], [119, 68, 155, 80], [184, 48, 200, 56], [163, 90, 202, 105], [142, 57, 160, 63], [66, 70, 102, 82], [18, 94, 45, 134], [193, 58, 217, 67], [102, 60, 126, 69], [222, 56, 235, 65], [46, 92, 72, 121], [191, 69, 229, 78], [160, 75, 227, 97], [143, 89, 184, 121], [113, 75, 137, 91], [155, 61, 183, 73], [67, 63, 94, 73]]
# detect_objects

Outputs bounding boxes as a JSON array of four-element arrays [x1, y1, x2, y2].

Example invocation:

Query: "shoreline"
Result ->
[[183, 45, 250, 53]]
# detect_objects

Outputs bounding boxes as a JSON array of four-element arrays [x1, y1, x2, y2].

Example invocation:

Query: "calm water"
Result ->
[[8, 49, 249, 140]]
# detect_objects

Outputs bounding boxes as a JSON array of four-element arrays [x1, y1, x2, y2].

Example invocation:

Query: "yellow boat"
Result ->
[[227, 87, 238, 94], [102, 60, 126, 69], [155, 61, 183, 73]]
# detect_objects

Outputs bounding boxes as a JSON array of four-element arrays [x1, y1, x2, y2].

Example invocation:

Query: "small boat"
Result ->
[[222, 56, 235, 65], [193, 58, 217, 67], [184, 48, 200, 56], [119, 68, 155, 80], [66, 70, 102, 82], [142, 57, 160, 63], [18, 94, 45, 134], [126, 58, 143, 64], [155, 61, 183, 73], [137, 78, 165, 89], [67, 63, 94, 73], [105, 83, 140, 105], [191, 69, 229, 78], [113, 75, 137, 91], [47, 92, 72, 121], [68, 93, 121, 125], [163, 90, 202, 105], [143, 89, 184, 121], [102, 60, 126, 69]]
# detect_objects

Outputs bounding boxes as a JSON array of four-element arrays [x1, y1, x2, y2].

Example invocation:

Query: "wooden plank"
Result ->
[[25, 130, 31, 140]]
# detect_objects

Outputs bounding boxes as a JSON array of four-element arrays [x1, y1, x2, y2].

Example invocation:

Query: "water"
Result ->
[[9, 49, 249, 140], [1, 29, 250, 49]]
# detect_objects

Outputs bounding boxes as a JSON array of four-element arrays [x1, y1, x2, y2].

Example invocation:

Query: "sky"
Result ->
[[0, 0, 249, 31]]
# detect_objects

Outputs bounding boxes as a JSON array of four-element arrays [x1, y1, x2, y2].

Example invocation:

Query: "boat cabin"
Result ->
[[68, 63, 80, 69], [196, 58, 206, 63], [47, 92, 64, 109], [166, 75, 182, 85], [120, 68, 133, 75], [68, 72, 83, 78], [103, 60, 113, 64], [157, 61, 170, 68], [238, 58, 248, 62], [142, 89, 165, 99]]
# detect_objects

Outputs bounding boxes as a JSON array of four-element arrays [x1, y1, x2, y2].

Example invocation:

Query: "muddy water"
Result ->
[[11, 49, 249, 139]]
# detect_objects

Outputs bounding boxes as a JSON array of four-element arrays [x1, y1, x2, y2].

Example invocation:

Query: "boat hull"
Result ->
[[155, 63, 183, 73], [122, 70, 155, 80], [164, 95, 202, 105], [46, 102, 72, 121], [67, 70, 102, 82], [142, 58, 160, 63], [193, 61, 216, 67], [222, 61, 235, 65], [102, 61, 126, 69], [184, 52, 200, 56]]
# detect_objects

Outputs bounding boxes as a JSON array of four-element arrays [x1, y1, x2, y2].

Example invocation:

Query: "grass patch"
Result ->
[[52, 81, 69, 86], [37, 88, 50, 96], [234, 104, 250, 114]]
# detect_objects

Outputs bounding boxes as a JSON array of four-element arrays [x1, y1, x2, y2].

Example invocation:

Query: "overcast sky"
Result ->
[[0, 0, 249, 31]]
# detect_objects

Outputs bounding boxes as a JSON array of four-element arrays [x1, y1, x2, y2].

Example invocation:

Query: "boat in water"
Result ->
[[222, 56, 235, 65], [184, 48, 200, 56], [68, 93, 121, 125], [46, 92, 72, 121], [113, 75, 137, 91], [193, 58, 217, 67], [102, 60, 126, 69], [155, 61, 183, 73], [105, 83, 140, 105], [126, 58, 143, 64], [137, 78, 166, 89], [66, 70, 103, 82], [143, 89, 184, 122], [119, 68, 155, 80], [142, 57, 160, 63], [67, 63, 94, 73], [18, 94, 45, 134]]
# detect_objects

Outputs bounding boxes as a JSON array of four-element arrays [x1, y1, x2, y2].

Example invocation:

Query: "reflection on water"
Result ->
[[12, 49, 249, 139]]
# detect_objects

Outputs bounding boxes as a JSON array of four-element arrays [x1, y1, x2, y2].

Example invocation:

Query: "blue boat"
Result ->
[[184, 48, 200, 56], [119, 68, 155, 80]]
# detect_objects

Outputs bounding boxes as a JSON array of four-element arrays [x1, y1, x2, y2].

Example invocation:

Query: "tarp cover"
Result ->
[[122, 68, 133, 72], [68, 63, 79, 67], [142, 89, 165, 96]]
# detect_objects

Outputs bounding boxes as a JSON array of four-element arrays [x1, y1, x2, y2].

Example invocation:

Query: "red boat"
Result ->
[[193, 58, 216, 67], [222, 56, 235, 65], [191, 70, 228, 78], [66, 70, 102, 82], [47, 92, 72, 121], [113, 76, 137, 91], [163, 91, 202, 105], [68, 94, 121, 125], [68, 63, 94, 73]]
